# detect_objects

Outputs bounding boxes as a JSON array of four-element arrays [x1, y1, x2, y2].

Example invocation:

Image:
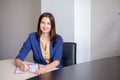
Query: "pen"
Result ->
[[22, 62, 29, 71], [23, 62, 28, 68]]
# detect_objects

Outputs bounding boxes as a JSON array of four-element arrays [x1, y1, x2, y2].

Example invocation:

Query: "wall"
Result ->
[[91, 0, 120, 60], [74, 0, 91, 63], [41, 0, 74, 42], [0, 0, 41, 61]]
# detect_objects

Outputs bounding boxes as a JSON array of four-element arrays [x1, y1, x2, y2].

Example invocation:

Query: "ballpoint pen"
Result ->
[[22, 62, 30, 71]]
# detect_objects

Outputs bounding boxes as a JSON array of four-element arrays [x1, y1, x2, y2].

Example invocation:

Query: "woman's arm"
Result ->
[[36, 60, 59, 74], [15, 33, 34, 71]]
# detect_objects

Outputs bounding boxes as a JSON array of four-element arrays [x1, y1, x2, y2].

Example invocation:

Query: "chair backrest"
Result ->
[[61, 42, 76, 67]]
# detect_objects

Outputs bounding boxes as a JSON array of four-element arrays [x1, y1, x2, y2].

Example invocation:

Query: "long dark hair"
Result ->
[[36, 12, 56, 43]]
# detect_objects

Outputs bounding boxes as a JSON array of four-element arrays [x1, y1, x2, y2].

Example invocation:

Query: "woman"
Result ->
[[15, 12, 63, 75]]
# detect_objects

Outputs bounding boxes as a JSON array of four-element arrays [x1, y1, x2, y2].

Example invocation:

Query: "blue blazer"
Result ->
[[16, 32, 63, 68]]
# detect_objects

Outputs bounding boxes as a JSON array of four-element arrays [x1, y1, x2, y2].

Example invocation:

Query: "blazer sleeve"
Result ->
[[16, 34, 32, 61], [52, 35, 63, 61]]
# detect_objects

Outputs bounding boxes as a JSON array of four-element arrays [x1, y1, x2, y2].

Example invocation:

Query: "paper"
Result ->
[[14, 64, 40, 74]]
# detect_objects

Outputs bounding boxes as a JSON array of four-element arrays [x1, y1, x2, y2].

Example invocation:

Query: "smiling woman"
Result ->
[[15, 12, 63, 75]]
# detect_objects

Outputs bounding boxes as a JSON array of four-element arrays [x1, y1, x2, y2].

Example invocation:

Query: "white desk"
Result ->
[[0, 59, 58, 80]]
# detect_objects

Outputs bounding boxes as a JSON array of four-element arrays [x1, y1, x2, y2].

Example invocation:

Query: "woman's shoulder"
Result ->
[[53, 34, 63, 47], [28, 32, 37, 39], [55, 34, 63, 42], [29, 32, 36, 36], [56, 34, 62, 39]]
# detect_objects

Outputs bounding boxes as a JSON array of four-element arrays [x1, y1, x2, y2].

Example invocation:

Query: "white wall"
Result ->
[[74, 0, 91, 63], [91, 0, 120, 60], [0, 0, 41, 61]]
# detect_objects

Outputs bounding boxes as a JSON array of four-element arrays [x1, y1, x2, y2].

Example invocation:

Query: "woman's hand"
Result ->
[[15, 59, 30, 71], [19, 62, 30, 71], [36, 67, 48, 75], [35, 60, 60, 75]]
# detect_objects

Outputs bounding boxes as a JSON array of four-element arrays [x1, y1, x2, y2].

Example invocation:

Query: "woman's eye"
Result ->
[[47, 22, 50, 25], [41, 22, 45, 24]]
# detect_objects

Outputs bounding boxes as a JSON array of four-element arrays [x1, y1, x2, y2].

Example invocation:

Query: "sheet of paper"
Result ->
[[14, 64, 40, 74]]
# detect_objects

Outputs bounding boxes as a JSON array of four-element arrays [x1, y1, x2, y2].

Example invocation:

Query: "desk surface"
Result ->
[[27, 56, 120, 80], [0, 59, 57, 80]]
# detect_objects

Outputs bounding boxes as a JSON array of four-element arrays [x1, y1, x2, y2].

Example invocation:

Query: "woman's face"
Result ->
[[40, 17, 51, 34]]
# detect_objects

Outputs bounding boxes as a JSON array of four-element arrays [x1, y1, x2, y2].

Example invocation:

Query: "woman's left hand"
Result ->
[[36, 67, 48, 75]]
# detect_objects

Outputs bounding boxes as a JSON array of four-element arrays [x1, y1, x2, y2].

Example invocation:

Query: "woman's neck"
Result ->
[[41, 33, 50, 39]]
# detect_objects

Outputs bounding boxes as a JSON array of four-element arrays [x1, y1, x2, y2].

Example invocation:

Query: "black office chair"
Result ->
[[61, 42, 77, 67]]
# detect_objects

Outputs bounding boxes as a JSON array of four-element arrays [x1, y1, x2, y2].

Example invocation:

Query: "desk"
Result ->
[[0, 59, 57, 80], [27, 56, 120, 80]]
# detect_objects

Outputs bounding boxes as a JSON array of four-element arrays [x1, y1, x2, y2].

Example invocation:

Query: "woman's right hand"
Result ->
[[15, 59, 30, 71], [19, 62, 30, 71]]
